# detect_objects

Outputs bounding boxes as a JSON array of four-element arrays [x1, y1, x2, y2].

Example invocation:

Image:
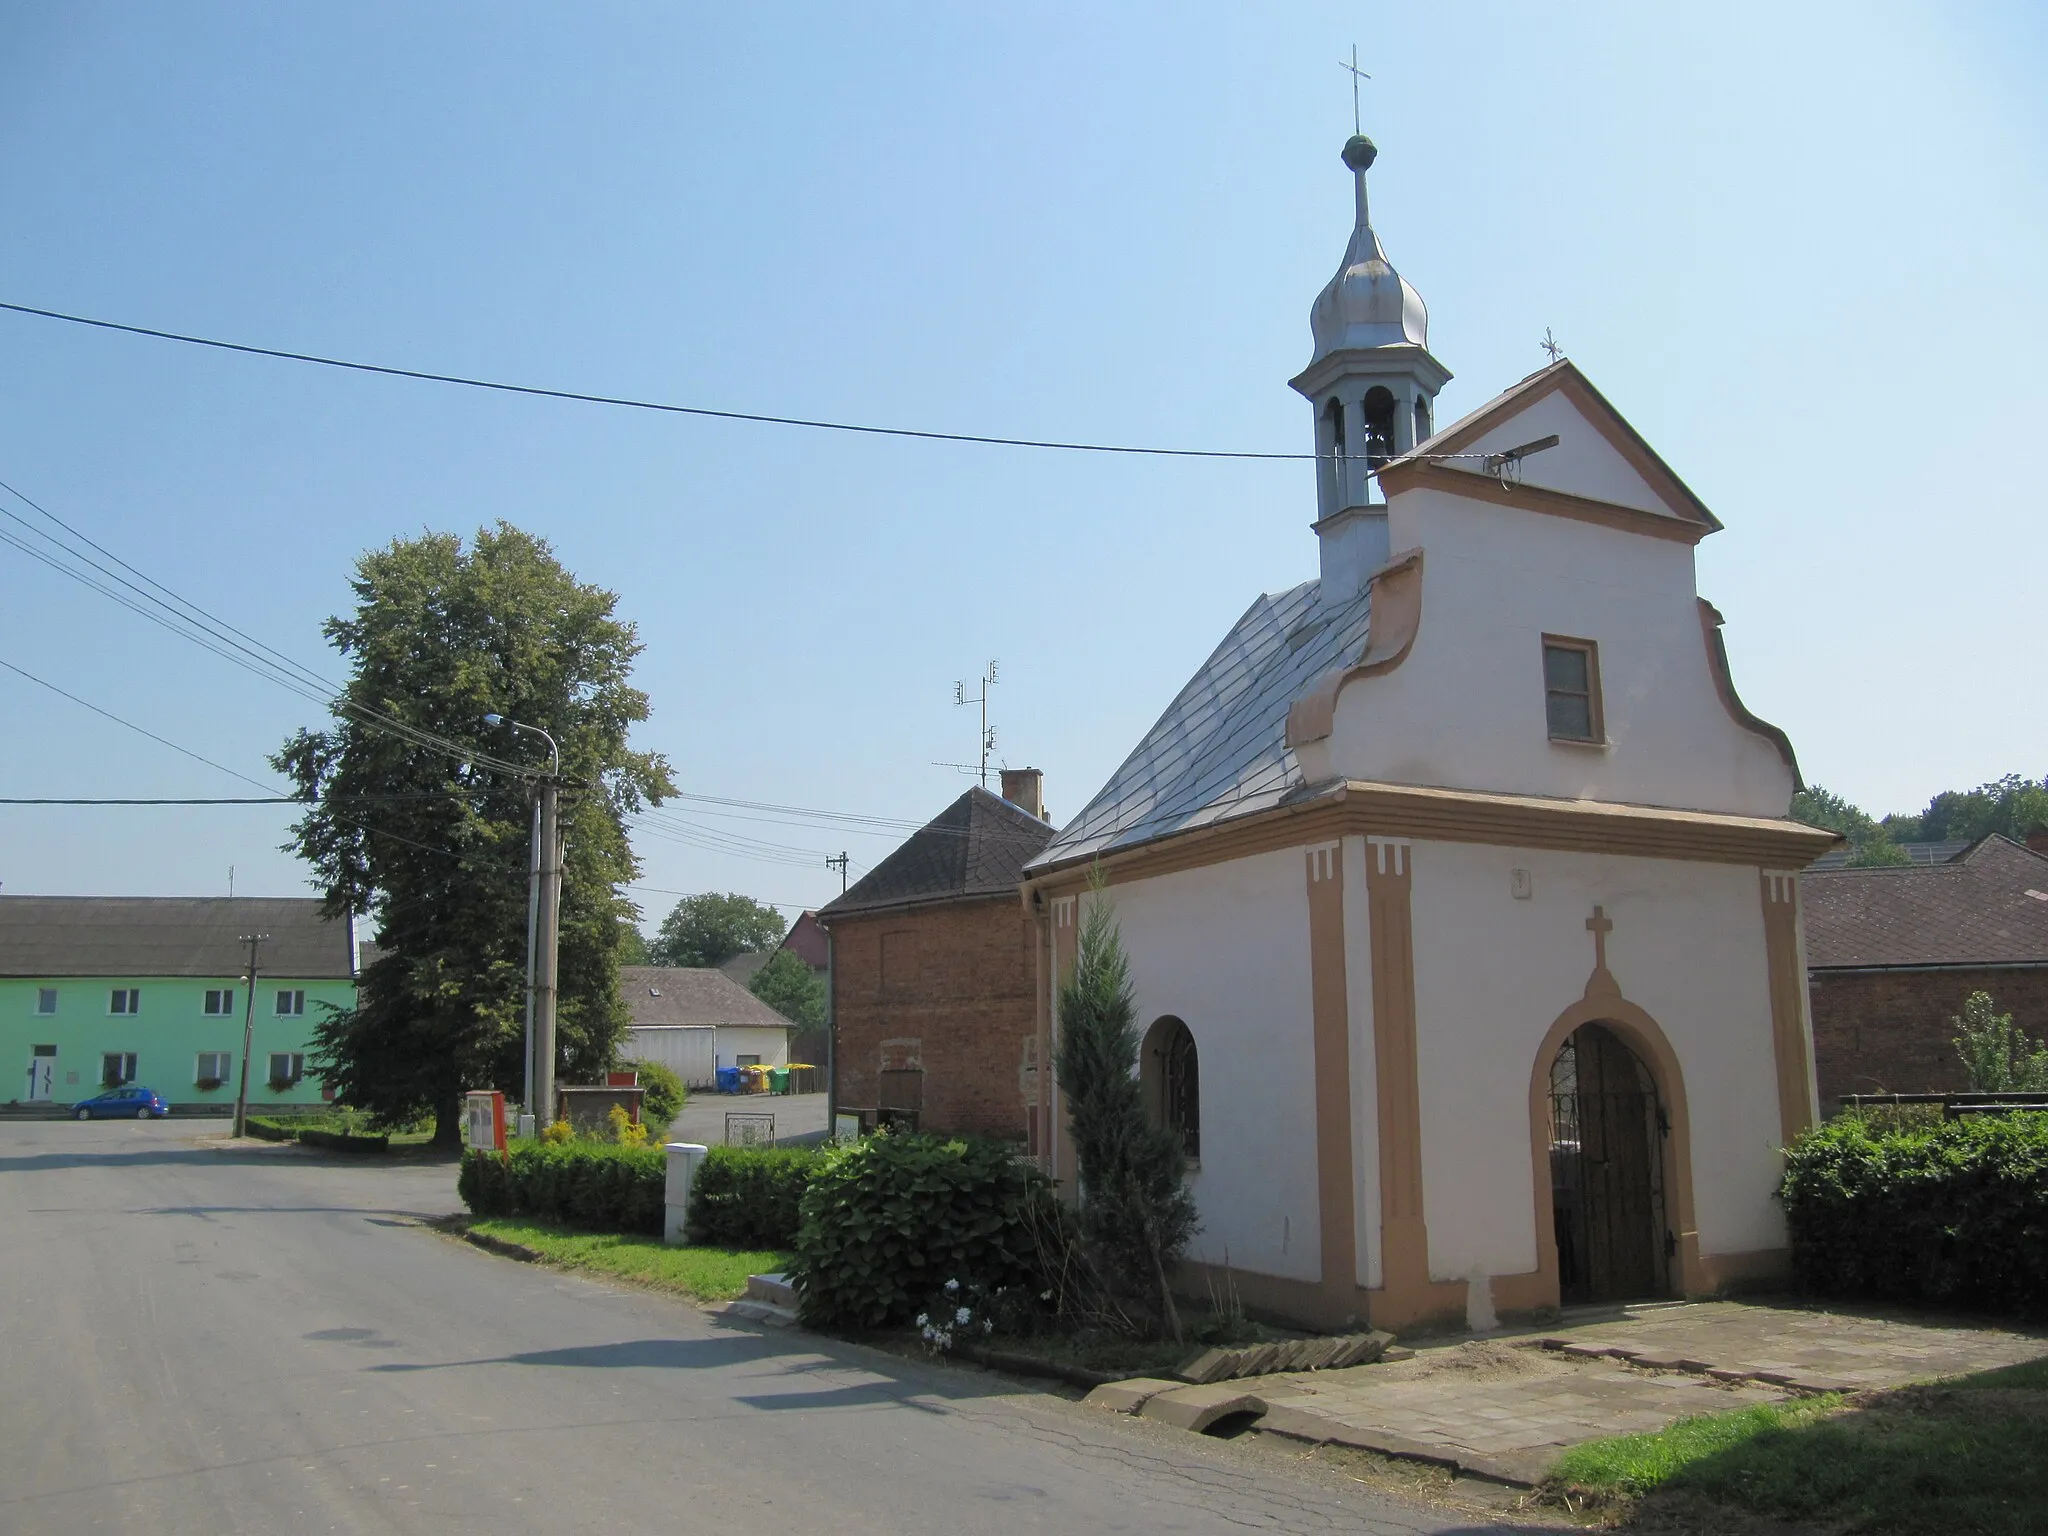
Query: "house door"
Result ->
[[1549, 1023, 1668, 1305], [25, 1046, 57, 1102]]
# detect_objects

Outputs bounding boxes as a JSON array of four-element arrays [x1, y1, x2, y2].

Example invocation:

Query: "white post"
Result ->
[[663, 1142, 709, 1246]]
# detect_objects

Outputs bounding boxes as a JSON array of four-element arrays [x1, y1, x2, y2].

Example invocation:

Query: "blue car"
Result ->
[[73, 1086, 169, 1120]]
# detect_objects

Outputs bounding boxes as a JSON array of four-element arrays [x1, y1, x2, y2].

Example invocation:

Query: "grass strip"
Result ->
[[1546, 1360, 2048, 1535], [466, 1217, 785, 1304]]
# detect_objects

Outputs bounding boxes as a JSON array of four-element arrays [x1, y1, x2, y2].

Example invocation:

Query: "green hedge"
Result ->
[[459, 1142, 667, 1235], [788, 1133, 1053, 1330], [1780, 1111, 2048, 1318], [686, 1146, 817, 1249], [245, 1116, 297, 1142]]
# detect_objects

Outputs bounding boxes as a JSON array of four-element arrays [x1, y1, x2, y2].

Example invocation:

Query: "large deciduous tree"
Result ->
[[648, 892, 787, 968], [275, 524, 673, 1146]]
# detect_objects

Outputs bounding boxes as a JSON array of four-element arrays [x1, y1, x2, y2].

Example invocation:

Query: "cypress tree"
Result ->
[[1055, 882, 1199, 1341]]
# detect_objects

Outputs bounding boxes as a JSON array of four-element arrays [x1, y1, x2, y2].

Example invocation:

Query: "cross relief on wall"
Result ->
[[1584, 904, 1621, 1001]]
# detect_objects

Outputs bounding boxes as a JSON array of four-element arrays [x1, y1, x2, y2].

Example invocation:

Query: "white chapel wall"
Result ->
[[1405, 841, 1787, 1284], [1456, 390, 1671, 517], [1106, 846, 1322, 1285], [1324, 488, 1795, 817]]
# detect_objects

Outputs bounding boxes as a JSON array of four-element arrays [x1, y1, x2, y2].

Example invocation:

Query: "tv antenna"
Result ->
[[952, 660, 999, 789], [1541, 327, 1564, 365]]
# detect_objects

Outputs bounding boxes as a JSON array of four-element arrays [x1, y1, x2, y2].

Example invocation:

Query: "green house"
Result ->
[[1, 896, 360, 1111]]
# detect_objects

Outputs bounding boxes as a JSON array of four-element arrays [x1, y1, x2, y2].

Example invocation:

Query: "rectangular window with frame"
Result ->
[[109, 988, 140, 1015], [195, 1052, 231, 1085], [275, 988, 306, 1016], [36, 987, 58, 1015], [268, 1052, 305, 1087], [102, 1051, 138, 1087], [204, 988, 235, 1015], [1542, 636, 1604, 744]]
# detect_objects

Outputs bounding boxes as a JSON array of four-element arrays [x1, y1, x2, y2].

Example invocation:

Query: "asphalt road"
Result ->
[[0, 1120, 1529, 1535]]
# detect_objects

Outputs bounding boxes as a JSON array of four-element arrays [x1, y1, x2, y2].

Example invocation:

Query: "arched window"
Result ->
[[1413, 395, 1432, 445], [1143, 1016, 1200, 1161], [1362, 387, 1397, 471], [1321, 397, 1347, 510]]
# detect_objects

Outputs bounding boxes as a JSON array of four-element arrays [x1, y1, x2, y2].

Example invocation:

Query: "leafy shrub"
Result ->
[[788, 1133, 1054, 1330], [540, 1118, 574, 1145], [244, 1116, 297, 1142], [1952, 991, 2048, 1092], [606, 1103, 650, 1147], [1779, 1111, 2048, 1317], [459, 1141, 667, 1235], [624, 1057, 685, 1128], [685, 1145, 818, 1249]]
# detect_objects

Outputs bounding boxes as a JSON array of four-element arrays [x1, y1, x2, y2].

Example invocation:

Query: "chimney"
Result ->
[[999, 767, 1046, 821]]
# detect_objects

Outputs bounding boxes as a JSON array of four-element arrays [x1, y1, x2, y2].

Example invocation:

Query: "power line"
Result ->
[[0, 476, 545, 778], [0, 299, 1318, 462], [0, 797, 297, 805]]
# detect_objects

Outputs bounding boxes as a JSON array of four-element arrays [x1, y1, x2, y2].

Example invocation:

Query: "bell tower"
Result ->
[[1290, 135, 1451, 603]]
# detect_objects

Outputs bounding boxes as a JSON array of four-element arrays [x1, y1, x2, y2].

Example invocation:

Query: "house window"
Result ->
[[36, 987, 58, 1014], [195, 1052, 231, 1086], [275, 989, 306, 1016], [102, 1052, 138, 1087], [1142, 1016, 1201, 1162], [268, 1053, 306, 1087], [1542, 636, 1604, 743], [204, 989, 235, 1015], [109, 988, 140, 1015], [736, 1054, 762, 1067]]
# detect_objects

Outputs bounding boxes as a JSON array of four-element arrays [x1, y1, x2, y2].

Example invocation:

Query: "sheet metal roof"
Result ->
[[1030, 577, 1374, 870], [619, 966, 796, 1029], [0, 896, 356, 979], [1803, 836, 2048, 969], [820, 787, 1054, 919]]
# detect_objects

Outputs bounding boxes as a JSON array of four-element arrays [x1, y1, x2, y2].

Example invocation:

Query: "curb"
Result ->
[[950, 1342, 1118, 1390], [463, 1231, 543, 1263]]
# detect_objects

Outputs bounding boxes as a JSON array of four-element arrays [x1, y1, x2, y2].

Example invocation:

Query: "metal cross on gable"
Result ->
[[1541, 327, 1564, 364], [1339, 45, 1371, 136]]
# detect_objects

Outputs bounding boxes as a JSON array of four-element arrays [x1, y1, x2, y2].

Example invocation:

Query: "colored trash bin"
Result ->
[[769, 1067, 790, 1095], [742, 1065, 770, 1094], [715, 1065, 741, 1094]]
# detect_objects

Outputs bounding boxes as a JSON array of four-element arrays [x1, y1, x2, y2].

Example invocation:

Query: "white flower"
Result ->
[[915, 1313, 928, 1328], [981, 1317, 994, 1335], [955, 1306, 972, 1326], [944, 1278, 960, 1294], [1040, 1290, 1053, 1302]]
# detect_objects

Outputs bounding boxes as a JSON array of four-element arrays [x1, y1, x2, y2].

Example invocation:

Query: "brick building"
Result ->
[[1803, 835, 2048, 1105], [818, 771, 1053, 1142]]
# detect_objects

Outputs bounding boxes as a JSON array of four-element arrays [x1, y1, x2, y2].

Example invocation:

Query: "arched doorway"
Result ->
[[1548, 1023, 1669, 1304]]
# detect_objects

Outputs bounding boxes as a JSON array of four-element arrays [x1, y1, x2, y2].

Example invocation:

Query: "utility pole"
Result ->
[[825, 851, 849, 893], [532, 774, 563, 1129], [485, 713, 561, 1135], [231, 933, 268, 1138], [519, 788, 541, 1136]]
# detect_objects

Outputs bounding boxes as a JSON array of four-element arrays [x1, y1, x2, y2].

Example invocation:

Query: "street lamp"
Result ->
[[486, 714, 562, 1136]]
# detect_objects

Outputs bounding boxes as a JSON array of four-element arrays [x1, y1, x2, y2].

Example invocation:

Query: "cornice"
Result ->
[[1375, 460, 1710, 545]]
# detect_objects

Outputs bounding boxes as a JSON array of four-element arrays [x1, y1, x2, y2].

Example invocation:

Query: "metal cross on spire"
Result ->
[[1541, 327, 1564, 364], [1339, 45, 1371, 135]]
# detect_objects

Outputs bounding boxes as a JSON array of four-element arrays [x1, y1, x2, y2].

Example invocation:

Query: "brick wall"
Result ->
[[826, 895, 1038, 1142], [1809, 965, 2048, 1106]]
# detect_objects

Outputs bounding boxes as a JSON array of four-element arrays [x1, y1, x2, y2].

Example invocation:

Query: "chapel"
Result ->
[[1019, 132, 1836, 1331]]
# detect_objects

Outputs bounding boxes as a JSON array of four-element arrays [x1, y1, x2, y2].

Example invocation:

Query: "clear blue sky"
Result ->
[[2, 2, 2042, 926]]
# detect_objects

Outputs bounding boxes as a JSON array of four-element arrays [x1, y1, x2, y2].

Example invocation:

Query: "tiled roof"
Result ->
[[1802, 836, 2048, 968], [1030, 577, 1373, 869], [819, 787, 1054, 919], [619, 966, 795, 1029], [1807, 839, 1973, 871], [0, 896, 357, 979]]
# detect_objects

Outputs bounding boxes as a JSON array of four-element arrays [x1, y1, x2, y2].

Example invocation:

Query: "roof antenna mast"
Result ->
[[952, 660, 999, 789]]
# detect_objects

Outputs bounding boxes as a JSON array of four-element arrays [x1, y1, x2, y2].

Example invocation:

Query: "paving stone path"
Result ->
[[1093, 1300, 2048, 1487]]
